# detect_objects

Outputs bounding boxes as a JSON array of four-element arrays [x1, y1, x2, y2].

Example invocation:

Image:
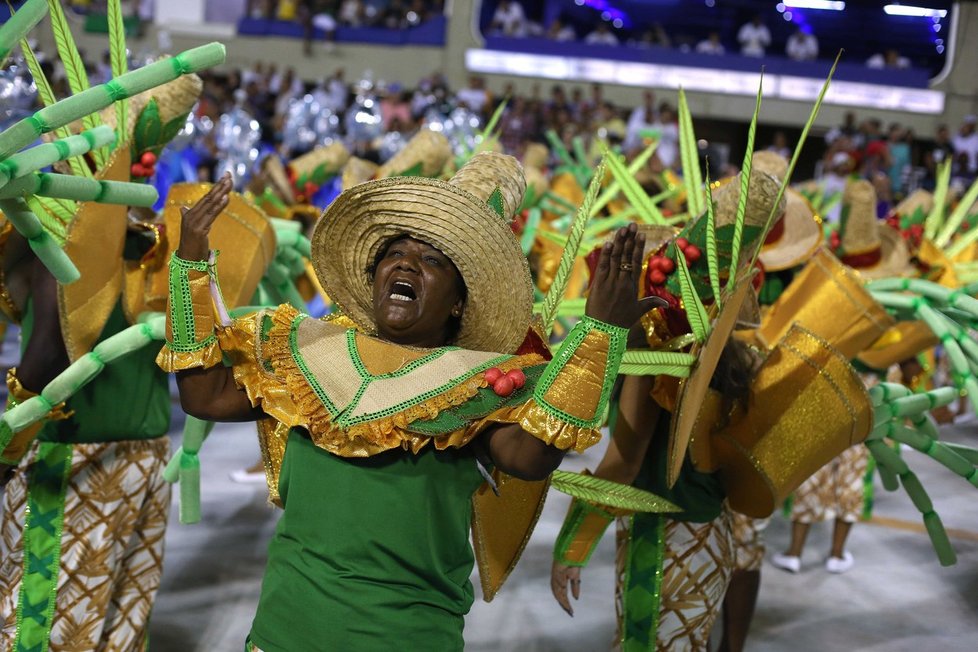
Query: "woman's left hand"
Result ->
[[585, 223, 665, 328]]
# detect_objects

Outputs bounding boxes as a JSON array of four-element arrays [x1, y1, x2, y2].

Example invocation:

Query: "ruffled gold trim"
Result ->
[[155, 339, 224, 373], [505, 400, 603, 453], [222, 304, 545, 458]]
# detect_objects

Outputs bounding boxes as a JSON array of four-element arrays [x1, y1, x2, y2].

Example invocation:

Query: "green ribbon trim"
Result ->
[[533, 316, 628, 429], [166, 252, 216, 352], [14, 442, 72, 652], [621, 513, 665, 652]]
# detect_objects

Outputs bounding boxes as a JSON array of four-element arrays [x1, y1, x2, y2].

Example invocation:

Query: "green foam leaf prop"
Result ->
[[925, 160, 952, 242], [936, 175, 978, 248], [675, 244, 710, 342], [602, 146, 665, 225], [550, 470, 680, 513], [728, 74, 763, 279], [107, 0, 129, 148], [0, 0, 47, 67], [704, 169, 721, 305], [677, 87, 703, 216], [590, 139, 658, 217], [539, 157, 606, 336]]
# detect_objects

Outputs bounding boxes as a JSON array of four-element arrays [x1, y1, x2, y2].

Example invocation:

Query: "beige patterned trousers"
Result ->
[[0, 438, 170, 652], [729, 512, 770, 572], [615, 509, 734, 652], [790, 444, 868, 524]]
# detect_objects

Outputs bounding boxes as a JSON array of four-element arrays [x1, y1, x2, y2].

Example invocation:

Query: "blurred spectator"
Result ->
[[379, 0, 408, 29], [825, 111, 858, 146], [456, 76, 490, 114], [499, 96, 541, 154], [921, 124, 954, 190], [786, 27, 818, 62], [339, 0, 367, 26], [652, 103, 679, 170], [585, 23, 619, 46], [737, 14, 771, 57], [313, 68, 348, 113], [766, 131, 791, 160], [302, 0, 339, 56], [380, 87, 413, 131], [695, 32, 725, 55], [588, 101, 626, 162], [886, 123, 912, 197], [867, 49, 910, 69], [629, 24, 671, 49], [546, 17, 576, 41], [952, 115, 978, 180], [624, 90, 657, 152], [490, 0, 527, 37], [821, 150, 855, 223]]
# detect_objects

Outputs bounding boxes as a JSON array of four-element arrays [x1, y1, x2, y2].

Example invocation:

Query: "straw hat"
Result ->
[[341, 130, 452, 189], [892, 189, 934, 221], [312, 151, 533, 354], [837, 180, 911, 279], [758, 190, 822, 271], [522, 143, 550, 171], [290, 142, 351, 186], [99, 72, 203, 136]]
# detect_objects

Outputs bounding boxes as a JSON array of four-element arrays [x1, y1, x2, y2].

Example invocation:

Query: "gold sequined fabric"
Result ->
[[540, 328, 610, 423], [711, 325, 872, 518]]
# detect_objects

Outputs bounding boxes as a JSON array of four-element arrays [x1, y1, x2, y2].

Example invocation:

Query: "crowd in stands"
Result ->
[[182, 63, 973, 214], [487, 2, 920, 69]]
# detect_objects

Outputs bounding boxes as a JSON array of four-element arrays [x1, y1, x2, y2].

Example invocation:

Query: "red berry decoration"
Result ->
[[659, 257, 675, 273], [649, 269, 667, 286], [484, 367, 503, 384], [493, 376, 515, 397], [131, 163, 147, 178], [506, 369, 526, 389], [140, 151, 158, 166], [684, 245, 701, 263], [676, 237, 689, 250]]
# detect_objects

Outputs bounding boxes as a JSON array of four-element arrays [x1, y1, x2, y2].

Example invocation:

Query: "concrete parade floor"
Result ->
[[149, 406, 978, 652]]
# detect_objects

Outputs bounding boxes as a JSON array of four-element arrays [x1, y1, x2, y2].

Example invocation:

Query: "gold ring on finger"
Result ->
[[619, 262, 634, 272]]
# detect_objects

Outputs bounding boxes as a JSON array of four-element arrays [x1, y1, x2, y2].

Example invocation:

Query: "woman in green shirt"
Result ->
[[159, 152, 658, 651]]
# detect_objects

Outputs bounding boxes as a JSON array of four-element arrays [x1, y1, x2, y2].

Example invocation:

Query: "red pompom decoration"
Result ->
[[684, 245, 701, 263], [493, 376, 515, 397], [659, 257, 676, 273], [130, 163, 147, 177], [649, 269, 667, 286], [506, 369, 526, 389], [484, 367, 503, 384], [676, 237, 689, 250], [140, 151, 157, 166]]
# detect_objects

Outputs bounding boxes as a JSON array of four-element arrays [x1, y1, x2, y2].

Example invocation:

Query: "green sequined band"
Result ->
[[553, 497, 615, 567], [166, 252, 217, 353], [13, 442, 72, 652], [533, 316, 628, 429], [621, 513, 666, 652]]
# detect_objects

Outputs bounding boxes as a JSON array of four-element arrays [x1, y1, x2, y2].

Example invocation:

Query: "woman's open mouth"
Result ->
[[389, 281, 418, 302]]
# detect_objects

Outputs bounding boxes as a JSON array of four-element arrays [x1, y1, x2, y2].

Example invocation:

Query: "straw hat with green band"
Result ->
[[340, 130, 453, 190], [312, 151, 534, 354], [835, 179, 911, 279]]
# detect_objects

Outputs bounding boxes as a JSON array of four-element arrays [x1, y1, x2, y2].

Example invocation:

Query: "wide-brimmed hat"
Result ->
[[312, 151, 533, 354], [758, 190, 822, 271], [892, 189, 934, 222], [837, 180, 911, 279]]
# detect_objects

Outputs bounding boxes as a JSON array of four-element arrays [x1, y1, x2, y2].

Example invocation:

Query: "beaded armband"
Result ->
[[554, 494, 620, 567], [515, 316, 628, 452], [0, 368, 71, 465], [157, 252, 224, 372]]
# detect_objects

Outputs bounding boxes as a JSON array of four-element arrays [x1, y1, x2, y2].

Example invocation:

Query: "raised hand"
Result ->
[[586, 223, 665, 328], [551, 561, 582, 617], [177, 173, 233, 261]]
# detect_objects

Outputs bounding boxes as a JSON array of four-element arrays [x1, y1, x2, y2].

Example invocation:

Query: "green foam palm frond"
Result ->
[[704, 168, 721, 305], [591, 139, 659, 217], [18, 38, 91, 178], [540, 157, 606, 335], [728, 74, 763, 278], [25, 195, 72, 244], [925, 160, 951, 242], [675, 243, 710, 342], [107, 0, 129, 149], [678, 88, 703, 216], [947, 219, 978, 259], [602, 146, 666, 225], [619, 363, 692, 377], [550, 470, 680, 513], [935, 175, 978, 248], [623, 350, 696, 367], [748, 52, 840, 270]]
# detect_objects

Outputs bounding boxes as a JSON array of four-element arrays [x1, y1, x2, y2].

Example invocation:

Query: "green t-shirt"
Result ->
[[250, 428, 486, 652], [22, 301, 171, 443]]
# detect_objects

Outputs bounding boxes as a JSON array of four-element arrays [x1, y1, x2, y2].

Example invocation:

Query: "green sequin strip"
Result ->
[[533, 316, 628, 429], [621, 513, 665, 652], [166, 252, 216, 353], [13, 442, 72, 652]]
